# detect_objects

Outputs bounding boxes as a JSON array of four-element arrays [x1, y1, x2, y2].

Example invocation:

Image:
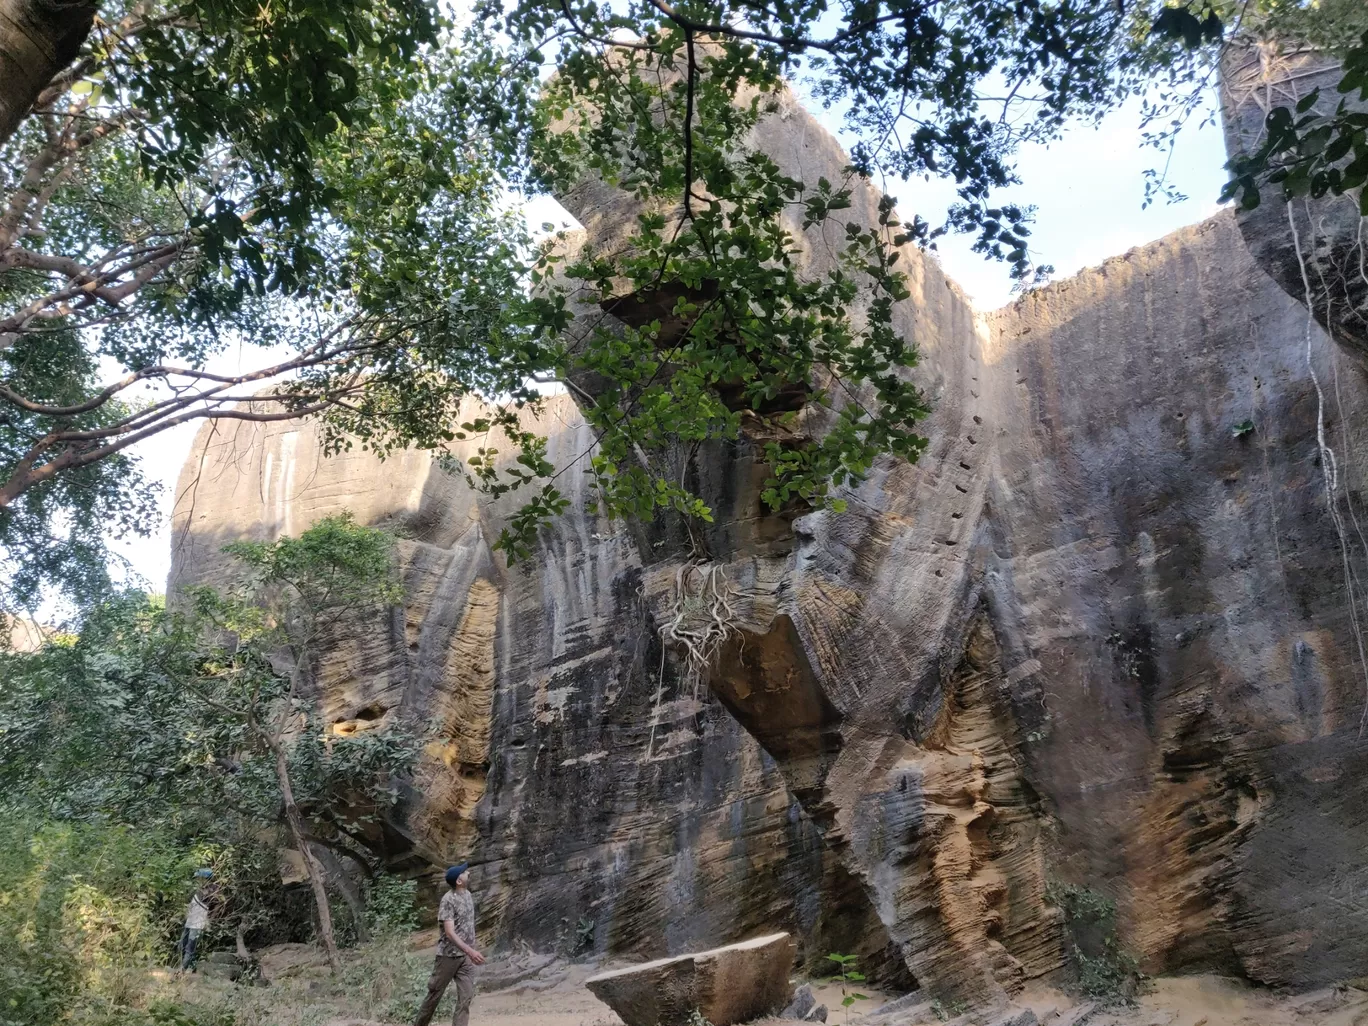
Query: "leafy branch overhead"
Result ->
[[1223, 29, 1368, 214], [0, 5, 541, 605], [511, 55, 935, 557], [2, 0, 1366, 602]]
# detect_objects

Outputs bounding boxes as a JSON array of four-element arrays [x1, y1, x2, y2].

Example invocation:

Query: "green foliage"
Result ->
[[6, 0, 1363, 600], [0, 328, 160, 610], [1129, 4, 1368, 212], [0, 513, 422, 964], [478, 26, 939, 557], [193, 833, 314, 952], [1045, 881, 1144, 1005], [210, 511, 403, 662], [1, 18, 541, 608], [1221, 28, 1368, 214], [0, 817, 198, 1026], [824, 952, 868, 1022], [366, 875, 420, 935], [488, 0, 1146, 277]]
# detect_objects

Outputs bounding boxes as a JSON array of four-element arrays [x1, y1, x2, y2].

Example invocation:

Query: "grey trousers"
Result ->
[[413, 954, 476, 1026], [178, 927, 202, 970]]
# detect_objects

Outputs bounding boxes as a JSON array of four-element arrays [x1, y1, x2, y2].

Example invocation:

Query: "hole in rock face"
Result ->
[[332, 703, 390, 735]]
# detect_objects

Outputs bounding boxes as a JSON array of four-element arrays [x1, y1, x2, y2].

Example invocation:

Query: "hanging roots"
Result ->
[[658, 562, 740, 692], [1288, 201, 1368, 733]]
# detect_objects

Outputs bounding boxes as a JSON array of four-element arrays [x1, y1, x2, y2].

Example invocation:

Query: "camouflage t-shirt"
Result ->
[[437, 888, 475, 958]]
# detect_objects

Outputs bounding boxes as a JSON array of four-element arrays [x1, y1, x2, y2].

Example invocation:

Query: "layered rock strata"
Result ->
[[170, 52, 1368, 1011], [169, 402, 908, 979]]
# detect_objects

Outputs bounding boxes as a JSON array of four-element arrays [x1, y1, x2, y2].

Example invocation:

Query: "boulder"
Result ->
[[780, 984, 816, 1020], [585, 933, 795, 1026], [197, 958, 242, 982]]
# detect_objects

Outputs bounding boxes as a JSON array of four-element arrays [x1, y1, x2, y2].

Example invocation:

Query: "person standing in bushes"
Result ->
[[414, 862, 485, 1026], [177, 868, 215, 972]]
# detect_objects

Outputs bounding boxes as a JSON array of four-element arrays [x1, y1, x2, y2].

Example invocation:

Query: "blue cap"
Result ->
[[194, 868, 214, 878], [445, 863, 469, 886]]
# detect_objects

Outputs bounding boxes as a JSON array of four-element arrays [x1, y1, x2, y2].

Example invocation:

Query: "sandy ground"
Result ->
[[449, 967, 891, 1026], [1066, 975, 1368, 1026], [190, 941, 1368, 1026], [460, 971, 1368, 1026]]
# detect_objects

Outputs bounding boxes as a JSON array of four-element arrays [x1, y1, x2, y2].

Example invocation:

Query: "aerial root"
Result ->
[[658, 561, 740, 696]]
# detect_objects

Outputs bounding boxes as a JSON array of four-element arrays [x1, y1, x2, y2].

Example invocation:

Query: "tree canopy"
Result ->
[[1, 0, 1364, 608], [0, 4, 536, 607]]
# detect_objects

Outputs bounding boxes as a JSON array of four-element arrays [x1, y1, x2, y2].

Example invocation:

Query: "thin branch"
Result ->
[[642, 0, 907, 55], [682, 29, 697, 219]]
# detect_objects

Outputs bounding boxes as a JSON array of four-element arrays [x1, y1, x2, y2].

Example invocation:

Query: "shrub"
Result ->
[[1045, 881, 1143, 1003], [366, 875, 419, 935], [0, 817, 195, 1026]]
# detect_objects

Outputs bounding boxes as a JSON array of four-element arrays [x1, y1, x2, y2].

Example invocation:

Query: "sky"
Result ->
[[106, 84, 1231, 597]]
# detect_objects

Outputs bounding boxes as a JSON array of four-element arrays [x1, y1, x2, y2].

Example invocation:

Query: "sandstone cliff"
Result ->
[[170, 61, 1368, 1010]]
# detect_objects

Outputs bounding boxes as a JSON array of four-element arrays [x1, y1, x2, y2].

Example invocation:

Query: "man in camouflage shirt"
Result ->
[[414, 862, 484, 1026]]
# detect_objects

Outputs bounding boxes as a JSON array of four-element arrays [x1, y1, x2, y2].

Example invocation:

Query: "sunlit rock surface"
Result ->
[[171, 60, 1368, 1007]]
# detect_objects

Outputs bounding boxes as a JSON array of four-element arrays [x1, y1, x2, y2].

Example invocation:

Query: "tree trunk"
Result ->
[[311, 842, 371, 944], [271, 740, 343, 974], [0, 0, 96, 146]]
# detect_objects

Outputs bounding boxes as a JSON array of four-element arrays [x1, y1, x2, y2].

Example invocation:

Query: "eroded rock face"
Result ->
[[170, 52, 1368, 1012], [168, 401, 908, 979]]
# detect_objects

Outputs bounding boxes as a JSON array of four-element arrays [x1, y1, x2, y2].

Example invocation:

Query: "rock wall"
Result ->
[[169, 402, 908, 980], [170, 53, 1368, 1012]]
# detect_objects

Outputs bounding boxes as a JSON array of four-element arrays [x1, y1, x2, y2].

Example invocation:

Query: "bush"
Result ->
[[195, 832, 315, 952], [366, 875, 419, 935], [0, 817, 197, 1026], [1045, 881, 1143, 1003]]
